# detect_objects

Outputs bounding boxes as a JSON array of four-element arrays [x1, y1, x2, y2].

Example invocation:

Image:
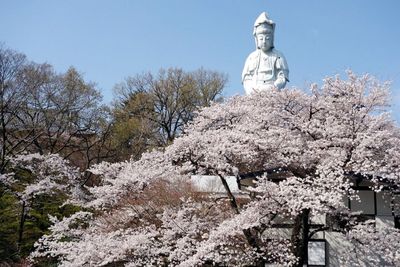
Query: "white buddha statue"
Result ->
[[242, 12, 289, 95]]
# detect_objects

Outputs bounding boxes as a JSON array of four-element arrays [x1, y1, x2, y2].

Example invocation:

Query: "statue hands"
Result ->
[[273, 70, 287, 89]]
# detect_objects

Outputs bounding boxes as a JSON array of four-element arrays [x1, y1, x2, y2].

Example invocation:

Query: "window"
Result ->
[[308, 240, 326, 266]]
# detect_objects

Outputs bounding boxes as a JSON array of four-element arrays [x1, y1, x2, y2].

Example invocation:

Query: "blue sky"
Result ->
[[1, 0, 400, 120]]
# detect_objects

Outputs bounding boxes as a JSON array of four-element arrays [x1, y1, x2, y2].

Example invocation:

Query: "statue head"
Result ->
[[253, 12, 275, 52]]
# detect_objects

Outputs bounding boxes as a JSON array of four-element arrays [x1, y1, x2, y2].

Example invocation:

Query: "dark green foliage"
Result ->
[[0, 189, 20, 261], [0, 185, 81, 262]]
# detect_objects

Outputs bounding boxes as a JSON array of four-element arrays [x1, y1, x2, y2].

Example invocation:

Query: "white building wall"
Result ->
[[325, 190, 395, 266]]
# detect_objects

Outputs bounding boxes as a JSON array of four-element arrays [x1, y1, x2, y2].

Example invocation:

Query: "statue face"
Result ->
[[255, 24, 273, 52]]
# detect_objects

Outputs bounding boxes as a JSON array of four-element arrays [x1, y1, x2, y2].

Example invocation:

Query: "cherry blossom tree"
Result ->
[[31, 72, 400, 266]]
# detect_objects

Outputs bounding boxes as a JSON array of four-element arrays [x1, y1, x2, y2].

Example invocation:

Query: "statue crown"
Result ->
[[254, 12, 275, 29]]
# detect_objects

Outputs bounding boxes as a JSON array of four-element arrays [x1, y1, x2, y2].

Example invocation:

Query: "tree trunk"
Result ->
[[17, 200, 26, 253], [290, 209, 310, 267], [242, 228, 267, 266], [218, 174, 266, 266], [218, 174, 240, 214]]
